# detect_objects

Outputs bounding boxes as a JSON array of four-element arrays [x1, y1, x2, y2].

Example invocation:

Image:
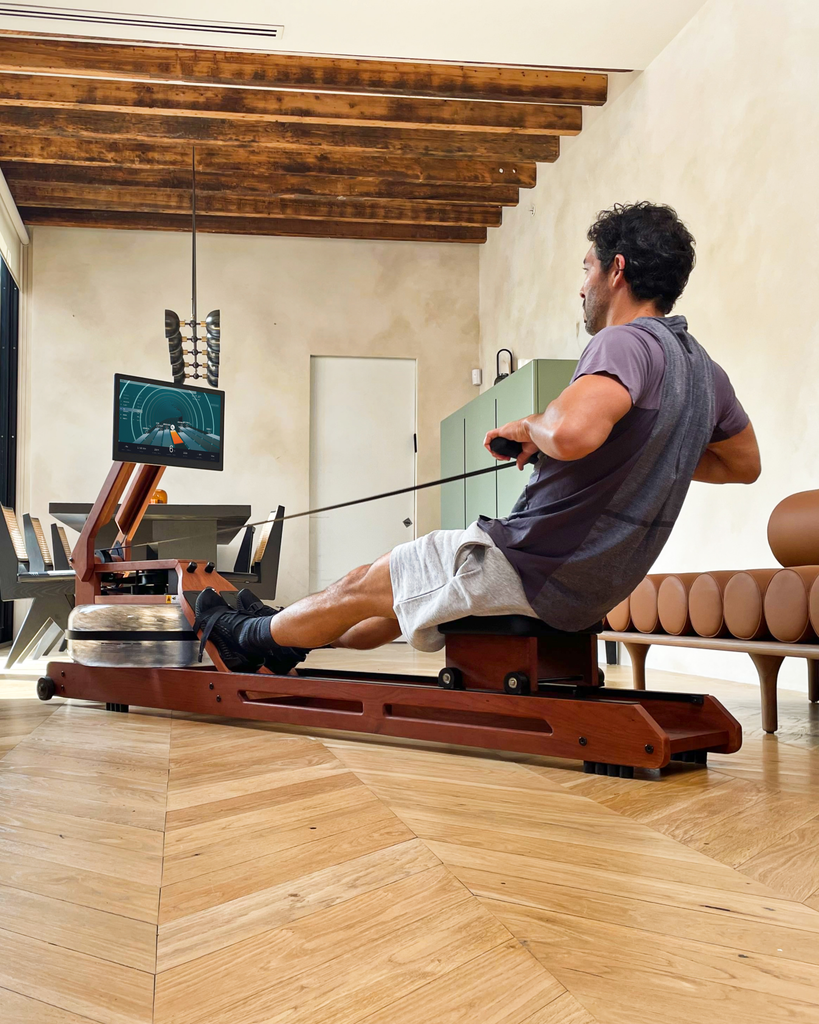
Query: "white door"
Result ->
[[309, 356, 416, 593]]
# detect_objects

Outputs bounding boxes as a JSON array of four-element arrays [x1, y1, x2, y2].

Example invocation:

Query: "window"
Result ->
[[0, 258, 19, 643]]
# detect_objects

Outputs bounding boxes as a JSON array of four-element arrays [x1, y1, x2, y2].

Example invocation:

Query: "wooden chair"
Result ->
[[23, 514, 54, 571], [0, 505, 75, 669], [51, 523, 73, 571]]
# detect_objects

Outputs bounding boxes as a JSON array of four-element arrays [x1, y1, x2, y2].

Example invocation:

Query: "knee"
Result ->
[[333, 563, 372, 600], [333, 552, 395, 614]]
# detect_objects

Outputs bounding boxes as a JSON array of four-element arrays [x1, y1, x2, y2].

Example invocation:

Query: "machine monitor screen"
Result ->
[[113, 374, 224, 471]]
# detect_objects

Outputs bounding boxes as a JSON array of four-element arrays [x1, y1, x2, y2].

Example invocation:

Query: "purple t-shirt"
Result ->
[[578, 323, 748, 441], [479, 319, 749, 599]]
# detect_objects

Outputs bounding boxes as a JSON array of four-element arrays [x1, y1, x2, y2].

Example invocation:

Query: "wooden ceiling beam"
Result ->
[[10, 181, 504, 226], [18, 207, 487, 243], [0, 108, 561, 161], [0, 35, 608, 106], [0, 135, 542, 185], [0, 73, 583, 135], [2, 163, 521, 205]]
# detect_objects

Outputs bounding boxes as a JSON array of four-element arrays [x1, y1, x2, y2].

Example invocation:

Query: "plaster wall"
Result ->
[[480, 0, 819, 690], [23, 227, 479, 605], [0, 191, 22, 284]]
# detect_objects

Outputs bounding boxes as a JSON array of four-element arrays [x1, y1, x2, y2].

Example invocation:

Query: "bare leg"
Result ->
[[270, 552, 396, 649], [335, 617, 403, 649]]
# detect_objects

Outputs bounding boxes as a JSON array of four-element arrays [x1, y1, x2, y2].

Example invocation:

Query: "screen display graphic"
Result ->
[[113, 374, 224, 471]]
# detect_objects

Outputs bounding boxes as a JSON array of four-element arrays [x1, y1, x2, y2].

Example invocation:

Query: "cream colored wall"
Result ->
[[0, 185, 22, 283], [480, 0, 819, 690], [24, 227, 479, 605]]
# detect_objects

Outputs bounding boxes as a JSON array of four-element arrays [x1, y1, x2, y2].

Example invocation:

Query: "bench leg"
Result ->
[[748, 652, 783, 734], [623, 642, 649, 691], [809, 660, 819, 703]]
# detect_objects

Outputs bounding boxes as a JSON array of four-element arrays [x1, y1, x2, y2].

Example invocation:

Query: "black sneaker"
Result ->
[[236, 588, 281, 618], [194, 588, 263, 674], [196, 588, 309, 677]]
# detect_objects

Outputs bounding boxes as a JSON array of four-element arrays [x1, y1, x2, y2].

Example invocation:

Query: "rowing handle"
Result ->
[[489, 437, 540, 466]]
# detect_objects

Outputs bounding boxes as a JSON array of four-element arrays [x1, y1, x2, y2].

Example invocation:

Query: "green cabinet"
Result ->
[[440, 409, 466, 530], [464, 388, 497, 525], [495, 360, 538, 518], [440, 358, 577, 529]]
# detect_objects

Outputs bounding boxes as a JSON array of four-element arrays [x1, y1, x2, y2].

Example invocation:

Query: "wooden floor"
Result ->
[[1, 645, 818, 1024]]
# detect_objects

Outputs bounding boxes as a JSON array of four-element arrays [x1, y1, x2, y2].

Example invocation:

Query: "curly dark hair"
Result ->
[[587, 202, 696, 314]]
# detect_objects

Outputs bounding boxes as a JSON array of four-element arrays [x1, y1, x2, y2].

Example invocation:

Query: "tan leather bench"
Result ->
[[601, 489, 819, 733]]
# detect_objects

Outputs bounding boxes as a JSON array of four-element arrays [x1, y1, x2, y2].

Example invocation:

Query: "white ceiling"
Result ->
[[0, 0, 710, 70]]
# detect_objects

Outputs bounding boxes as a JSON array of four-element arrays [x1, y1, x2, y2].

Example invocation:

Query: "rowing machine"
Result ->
[[37, 461, 742, 776]]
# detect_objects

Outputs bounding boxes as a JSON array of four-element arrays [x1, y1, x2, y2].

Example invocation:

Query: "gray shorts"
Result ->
[[389, 521, 539, 652]]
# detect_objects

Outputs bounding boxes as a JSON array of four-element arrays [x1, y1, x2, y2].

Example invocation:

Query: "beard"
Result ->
[[582, 288, 609, 335]]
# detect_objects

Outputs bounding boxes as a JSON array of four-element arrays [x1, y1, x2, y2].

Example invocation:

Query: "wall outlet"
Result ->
[[471, 368, 482, 386]]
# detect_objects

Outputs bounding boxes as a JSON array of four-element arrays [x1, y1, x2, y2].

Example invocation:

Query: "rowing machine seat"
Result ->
[[439, 615, 601, 691], [438, 615, 602, 637]]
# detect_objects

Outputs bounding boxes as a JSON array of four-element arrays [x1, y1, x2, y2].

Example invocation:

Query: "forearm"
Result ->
[[692, 449, 736, 483], [692, 446, 759, 484]]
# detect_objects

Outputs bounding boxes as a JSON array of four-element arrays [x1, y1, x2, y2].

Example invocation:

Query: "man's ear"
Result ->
[[610, 253, 627, 288]]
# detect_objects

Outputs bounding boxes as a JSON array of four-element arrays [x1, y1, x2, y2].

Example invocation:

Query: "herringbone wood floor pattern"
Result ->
[[0, 648, 818, 1024]]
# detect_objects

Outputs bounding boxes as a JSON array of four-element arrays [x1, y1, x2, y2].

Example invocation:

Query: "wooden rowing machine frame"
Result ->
[[37, 462, 742, 777]]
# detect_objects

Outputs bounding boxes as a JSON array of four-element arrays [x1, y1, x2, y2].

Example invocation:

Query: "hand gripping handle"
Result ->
[[489, 437, 540, 466]]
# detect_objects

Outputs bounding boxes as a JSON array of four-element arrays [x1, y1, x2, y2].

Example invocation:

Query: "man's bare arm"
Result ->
[[484, 374, 633, 469], [692, 422, 761, 484]]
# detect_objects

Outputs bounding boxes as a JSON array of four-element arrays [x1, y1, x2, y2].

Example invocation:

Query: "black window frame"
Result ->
[[0, 257, 19, 644]]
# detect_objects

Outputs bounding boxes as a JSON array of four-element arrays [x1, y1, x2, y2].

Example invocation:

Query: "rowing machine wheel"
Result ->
[[438, 667, 463, 690], [36, 677, 56, 701], [503, 671, 530, 695]]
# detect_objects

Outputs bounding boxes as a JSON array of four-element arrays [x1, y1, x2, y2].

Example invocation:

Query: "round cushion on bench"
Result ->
[[723, 569, 779, 640], [657, 573, 699, 635], [768, 490, 819, 567], [605, 595, 631, 631], [689, 571, 739, 638], [808, 579, 819, 638], [763, 567, 819, 643], [630, 575, 665, 633]]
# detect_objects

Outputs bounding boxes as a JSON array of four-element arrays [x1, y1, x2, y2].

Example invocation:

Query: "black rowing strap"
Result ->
[[95, 437, 538, 558]]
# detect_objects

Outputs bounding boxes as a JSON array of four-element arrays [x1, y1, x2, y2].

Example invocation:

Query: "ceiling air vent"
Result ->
[[0, 3, 284, 47]]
